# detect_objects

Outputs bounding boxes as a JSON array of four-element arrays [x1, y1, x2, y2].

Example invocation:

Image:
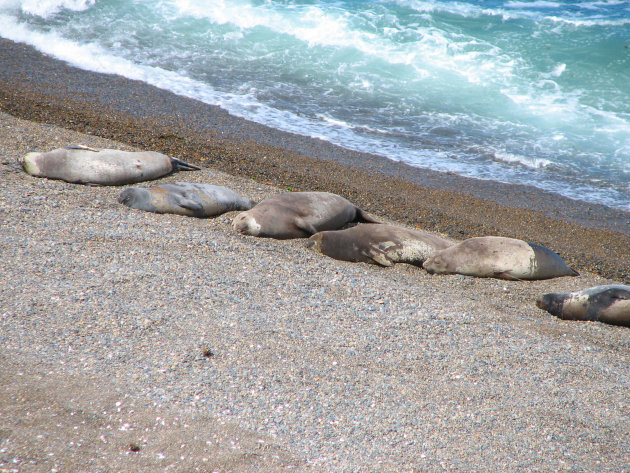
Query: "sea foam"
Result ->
[[0, 0, 628, 210], [0, 0, 94, 18]]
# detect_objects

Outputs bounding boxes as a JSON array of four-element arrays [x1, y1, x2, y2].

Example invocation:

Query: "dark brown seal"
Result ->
[[307, 224, 452, 267], [232, 191, 380, 239]]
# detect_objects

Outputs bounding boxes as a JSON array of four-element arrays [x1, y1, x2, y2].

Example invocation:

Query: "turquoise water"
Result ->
[[1, 0, 628, 209]]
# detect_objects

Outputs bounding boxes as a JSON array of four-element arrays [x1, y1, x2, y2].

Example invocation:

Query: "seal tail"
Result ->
[[170, 158, 201, 171]]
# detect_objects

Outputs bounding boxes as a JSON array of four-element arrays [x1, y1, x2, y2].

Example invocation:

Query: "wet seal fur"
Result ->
[[307, 224, 452, 267], [20, 145, 200, 185], [118, 182, 254, 218], [536, 285, 630, 327], [232, 191, 380, 239], [422, 236, 579, 280]]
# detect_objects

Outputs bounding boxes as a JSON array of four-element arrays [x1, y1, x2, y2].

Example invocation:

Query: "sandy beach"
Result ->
[[1, 38, 629, 472]]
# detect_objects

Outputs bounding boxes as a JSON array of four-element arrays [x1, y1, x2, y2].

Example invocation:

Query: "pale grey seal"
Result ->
[[20, 145, 199, 185], [536, 285, 630, 327], [422, 236, 579, 280], [118, 182, 255, 218], [232, 191, 380, 239], [307, 224, 452, 267]]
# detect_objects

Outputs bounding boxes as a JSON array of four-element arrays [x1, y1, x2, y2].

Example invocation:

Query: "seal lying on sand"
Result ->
[[20, 145, 199, 185], [118, 182, 255, 218], [536, 285, 630, 327], [422, 236, 579, 280], [232, 191, 380, 239], [307, 224, 452, 267]]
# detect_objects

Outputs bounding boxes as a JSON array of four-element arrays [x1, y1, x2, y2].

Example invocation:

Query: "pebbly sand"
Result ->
[[1, 38, 629, 472], [0, 38, 629, 283]]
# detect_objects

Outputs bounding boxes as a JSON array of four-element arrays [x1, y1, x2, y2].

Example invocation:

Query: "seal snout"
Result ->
[[118, 188, 134, 205], [306, 233, 323, 252], [232, 213, 261, 236], [535, 292, 566, 316], [422, 255, 440, 274], [118, 187, 152, 207], [20, 152, 42, 174]]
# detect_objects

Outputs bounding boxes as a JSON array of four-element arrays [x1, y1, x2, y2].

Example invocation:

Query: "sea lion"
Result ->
[[232, 191, 380, 239], [536, 285, 630, 327], [307, 224, 452, 267], [118, 182, 255, 217], [20, 145, 200, 185], [422, 236, 579, 280]]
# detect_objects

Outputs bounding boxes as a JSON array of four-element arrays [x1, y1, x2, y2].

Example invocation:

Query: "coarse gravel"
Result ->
[[1, 112, 629, 473]]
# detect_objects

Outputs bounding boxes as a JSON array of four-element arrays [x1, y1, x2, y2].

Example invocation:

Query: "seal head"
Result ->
[[232, 213, 262, 236], [535, 292, 568, 317]]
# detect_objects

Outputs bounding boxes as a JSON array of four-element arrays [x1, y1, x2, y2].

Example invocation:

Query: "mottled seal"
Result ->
[[536, 285, 630, 327], [232, 191, 380, 239], [307, 224, 452, 267], [422, 236, 579, 280], [20, 145, 200, 185], [118, 182, 255, 218]]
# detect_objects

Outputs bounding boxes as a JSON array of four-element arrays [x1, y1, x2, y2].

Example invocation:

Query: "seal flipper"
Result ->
[[564, 266, 580, 277], [493, 270, 524, 281], [171, 192, 203, 211], [293, 217, 319, 236], [355, 207, 381, 224], [65, 144, 99, 152], [367, 249, 394, 267], [170, 157, 201, 171], [528, 242, 579, 277]]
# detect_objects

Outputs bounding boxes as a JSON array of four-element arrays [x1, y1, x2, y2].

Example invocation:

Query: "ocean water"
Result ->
[[0, 0, 628, 210]]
